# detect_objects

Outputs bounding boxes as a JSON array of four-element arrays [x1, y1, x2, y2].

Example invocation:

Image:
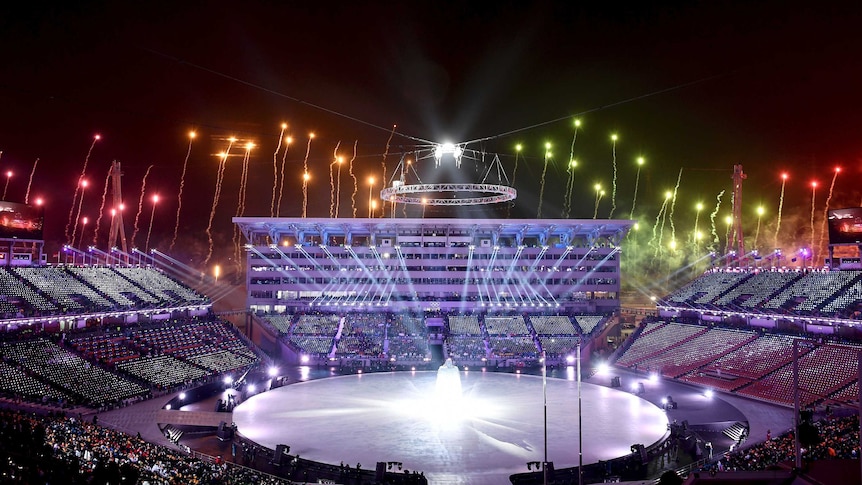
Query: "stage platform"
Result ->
[[233, 370, 670, 485]]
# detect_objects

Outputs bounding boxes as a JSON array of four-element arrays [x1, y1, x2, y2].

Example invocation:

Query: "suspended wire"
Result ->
[[140, 47, 434, 145], [461, 73, 724, 145]]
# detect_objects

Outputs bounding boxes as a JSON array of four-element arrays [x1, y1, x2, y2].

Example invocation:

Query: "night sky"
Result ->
[[2, 1, 862, 273]]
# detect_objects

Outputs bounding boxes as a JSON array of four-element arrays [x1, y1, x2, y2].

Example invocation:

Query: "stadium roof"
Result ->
[[234, 217, 634, 246]]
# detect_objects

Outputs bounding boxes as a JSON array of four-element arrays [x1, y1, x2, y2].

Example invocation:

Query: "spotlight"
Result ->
[[247, 384, 256, 393], [300, 355, 310, 364], [596, 362, 609, 375], [224, 375, 234, 385], [649, 372, 659, 383], [566, 355, 575, 364], [704, 389, 714, 398], [178, 392, 186, 400], [268, 366, 278, 377]]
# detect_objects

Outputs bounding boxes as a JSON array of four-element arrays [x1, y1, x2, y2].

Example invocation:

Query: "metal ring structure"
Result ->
[[380, 183, 517, 206]]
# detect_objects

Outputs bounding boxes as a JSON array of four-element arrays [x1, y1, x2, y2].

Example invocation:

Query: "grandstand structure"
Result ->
[[234, 217, 631, 313], [614, 267, 862, 409], [656, 268, 862, 328], [0, 265, 211, 330]]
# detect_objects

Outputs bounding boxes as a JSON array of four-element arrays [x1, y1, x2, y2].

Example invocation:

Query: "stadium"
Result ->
[[0, 163, 860, 485]]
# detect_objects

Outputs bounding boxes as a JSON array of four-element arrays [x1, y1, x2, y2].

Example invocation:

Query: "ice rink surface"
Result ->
[[233, 370, 668, 485]]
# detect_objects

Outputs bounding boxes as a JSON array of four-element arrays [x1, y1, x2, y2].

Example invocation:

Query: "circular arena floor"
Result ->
[[233, 370, 669, 485]]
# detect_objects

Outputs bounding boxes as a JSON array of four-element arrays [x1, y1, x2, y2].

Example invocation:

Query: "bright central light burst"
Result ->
[[434, 142, 464, 167]]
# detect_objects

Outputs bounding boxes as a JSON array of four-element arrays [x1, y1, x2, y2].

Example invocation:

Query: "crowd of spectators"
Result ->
[[721, 414, 859, 471], [0, 265, 208, 320], [0, 315, 259, 410], [0, 408, 291, 484]]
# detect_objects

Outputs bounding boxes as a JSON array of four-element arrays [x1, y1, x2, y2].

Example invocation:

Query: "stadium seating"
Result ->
[[633, 326, 756, 378], [0, 267, 56, 314], [614, 322, 706, 368], [573, 315, 605, 334], [446, 336, 488, 361], [0, 338, 148, 406], [111, 266, 208, 305], [0, 266, 209, 320], [713, 271, 800, 309], [12, 266, 115, 311], [288, 336, 335, 356], [69, 333, 140, 364], [663, 270, 750, 306], [529, 315, 577, 335], [291, 314, 340, 335], [663, 268, 862, 318], [484, 316, 529, 335], [537, 336, 580, 356], [737, 343, 862, 406], [116, 354, 209, 389], [447, 315, 482, 335], [0, 360, 72, 403], [700, 333, 800, 380], [0, 409, 297, 485], [386, 314, 430, 361], [263, 314, 294, 334], [66, 266, 160, 307]]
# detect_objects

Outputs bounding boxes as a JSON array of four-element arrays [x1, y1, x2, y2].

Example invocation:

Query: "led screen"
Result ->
[[828, 208, 862, 245], [0, 201, 44, 240]]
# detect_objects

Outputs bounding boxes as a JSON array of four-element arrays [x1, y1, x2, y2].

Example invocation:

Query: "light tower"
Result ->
[[107, 161, 128, 257], [727, 164, 747, 261]]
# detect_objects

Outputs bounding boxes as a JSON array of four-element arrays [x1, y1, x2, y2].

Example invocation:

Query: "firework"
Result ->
[[753, 206, 765, 251], [630, 157, 645, 220], [66, 135, 100, 243], [91, 168, 112, 247], [276, 135, 293, 217], [170, 131, 196, 251], [24, 158, 38, 205], [233, 143, 254, 269], [368, 176, 375, 218], [593, 183, 604, 220], [508, 144, 522, 218], [145, 194, 159, 253], [77, 216, 89, 249], [609, 133, 618, 218], [70, 180, 89, 246], [131, 165, 154, 250], [381, 125, 396, 216], [204, 138, 235, 266], [809, 181, 817, 264], [668, 168, 683, 244], [709, 190, 725, 252], [692, 202, 704, 248], [271, 123, 287, 217], [329, 141, 341, 218], [335, 155, 344, 218], [563, 119, 580, 218], [350, 141, 358, 218], [774, 173, 788, 250], [301, 134, 314, 218], [819, 167, 840, 259], [537, 143, 552, 218], [655, 191, 672, 257], [2, 171, 12, 201]]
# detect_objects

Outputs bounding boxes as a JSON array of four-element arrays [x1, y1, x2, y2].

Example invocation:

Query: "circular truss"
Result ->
[[380, 183, 517, 206]]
